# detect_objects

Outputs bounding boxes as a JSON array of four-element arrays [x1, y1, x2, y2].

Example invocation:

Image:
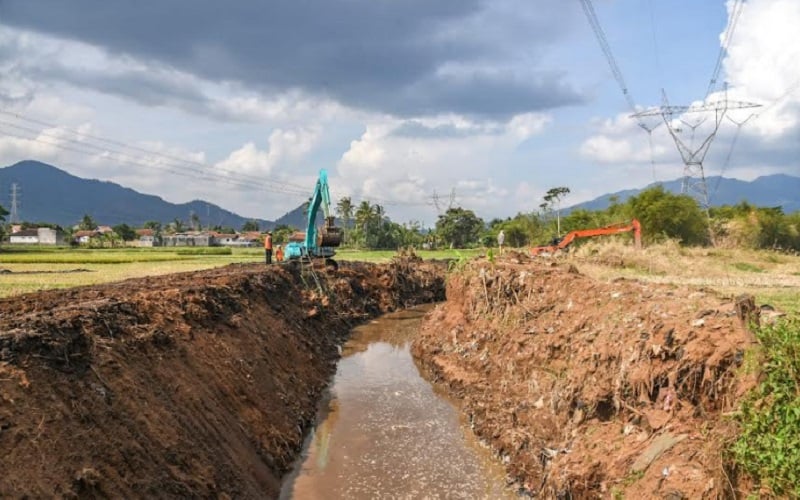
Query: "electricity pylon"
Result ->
[[632, 92, 760, 209]]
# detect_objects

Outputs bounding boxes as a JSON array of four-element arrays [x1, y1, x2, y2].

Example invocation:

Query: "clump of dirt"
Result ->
[[0, 258, 444, 498], [412, 253, 755, 498]]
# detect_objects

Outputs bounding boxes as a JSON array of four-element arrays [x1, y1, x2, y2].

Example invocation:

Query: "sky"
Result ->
[[0, 0, 798, 227]]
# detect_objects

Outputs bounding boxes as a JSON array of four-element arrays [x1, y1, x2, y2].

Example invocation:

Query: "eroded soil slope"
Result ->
[[0, 259, 444, 498], [413, 253, 754, 498]]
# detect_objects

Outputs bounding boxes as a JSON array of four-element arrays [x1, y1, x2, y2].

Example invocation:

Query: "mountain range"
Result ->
[[568, 174, 800, 214], [1, 160, 798, 230], [0, 160, 313, 229]]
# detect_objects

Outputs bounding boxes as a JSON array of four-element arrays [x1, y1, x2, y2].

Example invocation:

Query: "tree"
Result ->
[[79, 214, 97, 230], [626, 186, 708, 245], [271, 224, 295, 245], [0, 204, 8, 243], [190, 212, 201, 231], [543, 186, 571, 236], [113, 223, 137, 242], [336, 197, 353, 230], [435, 207, 484, 248], [241, 219, 260, 232], [171, 218, 185, 233], [143, 220, 162, 232], [354, 201, 374, 247]]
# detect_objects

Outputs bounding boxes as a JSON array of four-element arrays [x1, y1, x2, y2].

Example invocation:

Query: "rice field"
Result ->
[[0, 246, 480, 297]]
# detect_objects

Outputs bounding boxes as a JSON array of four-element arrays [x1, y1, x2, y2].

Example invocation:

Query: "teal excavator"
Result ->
[[283, 169, 342, 269]]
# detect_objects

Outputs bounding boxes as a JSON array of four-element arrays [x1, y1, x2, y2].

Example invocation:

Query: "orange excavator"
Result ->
[[530, 219, 642, 256]]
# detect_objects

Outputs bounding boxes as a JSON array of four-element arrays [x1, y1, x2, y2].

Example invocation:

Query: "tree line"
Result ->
[[3, 187, 799, 252]]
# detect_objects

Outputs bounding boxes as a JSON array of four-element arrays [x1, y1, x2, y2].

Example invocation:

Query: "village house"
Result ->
[[212, 231, 260, 247], [9, 227, 66, 246], [134, 228, 159, 247], [161, 231, 214, 247], [72, 230, 100, 245]]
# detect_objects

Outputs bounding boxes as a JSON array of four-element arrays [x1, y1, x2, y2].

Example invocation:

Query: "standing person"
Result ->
[[497, 229, 505, 254], [264, 231, 273, 264]]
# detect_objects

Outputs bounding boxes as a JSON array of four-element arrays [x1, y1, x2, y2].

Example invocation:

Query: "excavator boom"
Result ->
[[284, 169, 341, 264], [531, 219, 641, 255]]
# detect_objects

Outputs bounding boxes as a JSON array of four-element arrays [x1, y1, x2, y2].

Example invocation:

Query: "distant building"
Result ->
[[73, 230, 100, 245], [9, 227, 66, 246], [212, 231, 259, 247], [162, 232, 214, 247], [134, 228, 159, 247]]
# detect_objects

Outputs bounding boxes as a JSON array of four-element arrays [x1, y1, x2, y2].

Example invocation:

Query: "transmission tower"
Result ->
[[9, 183, 20, 223], [632, 92, 760, 209]]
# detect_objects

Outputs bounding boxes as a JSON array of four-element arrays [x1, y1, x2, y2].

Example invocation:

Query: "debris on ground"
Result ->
[[412, 253, 755, 498]]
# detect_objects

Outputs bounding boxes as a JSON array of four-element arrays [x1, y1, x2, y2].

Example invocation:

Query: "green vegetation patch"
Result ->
[[732, 262, 765, 273], [732, 318, 800, 496], [174, 247, 233, 255]]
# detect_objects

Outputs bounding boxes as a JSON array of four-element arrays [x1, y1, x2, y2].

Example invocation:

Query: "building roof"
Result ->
[[73, 230, 99, 238], [10, 229, 39, 237]]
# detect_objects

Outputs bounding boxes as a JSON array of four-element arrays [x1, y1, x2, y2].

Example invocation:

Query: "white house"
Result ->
[[9, 227, 66, 245]]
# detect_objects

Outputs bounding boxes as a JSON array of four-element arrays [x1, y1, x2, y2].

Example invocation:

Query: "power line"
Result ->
[[0, 109, 313, 194], [0, 111, 432, 214], [705, 0, 745, 99]]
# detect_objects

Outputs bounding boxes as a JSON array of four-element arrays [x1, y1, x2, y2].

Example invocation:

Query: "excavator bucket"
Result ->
[[318, 226, 342, 248]]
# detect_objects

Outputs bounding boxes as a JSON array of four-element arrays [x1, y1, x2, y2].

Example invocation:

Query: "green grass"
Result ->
[[732, 318, 800, 497], [732, 262, 766, 273], [755, 291, 800, 315]]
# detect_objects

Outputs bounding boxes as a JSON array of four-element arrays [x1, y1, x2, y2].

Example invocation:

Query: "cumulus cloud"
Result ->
[[579, 0, 800, 190], [334, 112, 551, 221]]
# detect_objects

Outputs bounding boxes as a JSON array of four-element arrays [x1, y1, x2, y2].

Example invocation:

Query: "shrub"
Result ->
[[732, 318, 800, 496]]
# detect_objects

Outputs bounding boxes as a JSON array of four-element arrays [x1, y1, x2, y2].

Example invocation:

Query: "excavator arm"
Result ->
[[531, 219, 641, 255], [284, 169, 341, 262]]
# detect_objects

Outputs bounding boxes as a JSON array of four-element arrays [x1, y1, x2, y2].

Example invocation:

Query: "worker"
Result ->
[[264, 231, 273, 264], [497, 229, 505, 254], [275, 244, 284, 262]]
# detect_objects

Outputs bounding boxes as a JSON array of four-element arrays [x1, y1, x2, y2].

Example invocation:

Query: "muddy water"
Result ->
[[280, 305, 514, 499]]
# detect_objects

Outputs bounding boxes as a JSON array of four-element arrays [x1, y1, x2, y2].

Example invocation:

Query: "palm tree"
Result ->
[[336, 197, 354, 245], [336, 197, 353, 229], [355, 201, 374, 247]]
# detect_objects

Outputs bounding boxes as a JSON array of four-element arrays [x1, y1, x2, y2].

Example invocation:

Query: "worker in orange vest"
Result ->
[[264, 231, 273, 264], [275, 244, 284, 262]]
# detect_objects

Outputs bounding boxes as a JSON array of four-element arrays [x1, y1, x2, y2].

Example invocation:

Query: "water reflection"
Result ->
[[280, 306, 513, 499]]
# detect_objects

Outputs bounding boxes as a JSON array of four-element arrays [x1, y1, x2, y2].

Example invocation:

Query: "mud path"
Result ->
[[413, 254, 755, 498], [0, 259, 444, 498]]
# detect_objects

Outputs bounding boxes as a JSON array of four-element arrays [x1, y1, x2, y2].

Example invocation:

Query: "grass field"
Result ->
[[1, 244, 797, 314], [0, 246, 481, 297]]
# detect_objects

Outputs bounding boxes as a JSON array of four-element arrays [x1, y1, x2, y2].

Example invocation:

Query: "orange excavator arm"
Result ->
[[531, 219, 641, 255]]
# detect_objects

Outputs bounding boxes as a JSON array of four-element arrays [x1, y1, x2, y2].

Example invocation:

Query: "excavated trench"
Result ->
[[1, 253, 759, 498], [0, 259, 446, 498]]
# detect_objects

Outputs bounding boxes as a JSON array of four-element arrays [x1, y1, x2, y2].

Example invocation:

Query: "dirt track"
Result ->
[[0, 259, 444, 498], [412, 252, 755, 498]]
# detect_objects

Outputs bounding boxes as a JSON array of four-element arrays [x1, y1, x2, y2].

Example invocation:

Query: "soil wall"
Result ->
[[0, 259, 444, 498], [413, 254, 753, 498]]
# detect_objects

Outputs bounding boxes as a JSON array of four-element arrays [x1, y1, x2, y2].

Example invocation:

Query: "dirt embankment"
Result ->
[[0, 259, 444, 499], [413, 253, 754, 498]]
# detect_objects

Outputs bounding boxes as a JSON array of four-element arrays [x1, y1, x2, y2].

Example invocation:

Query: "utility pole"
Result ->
[[10, 183, 20, 223]]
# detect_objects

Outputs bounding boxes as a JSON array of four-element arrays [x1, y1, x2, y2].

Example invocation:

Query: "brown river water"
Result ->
[[280, 305, 515, 499]]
